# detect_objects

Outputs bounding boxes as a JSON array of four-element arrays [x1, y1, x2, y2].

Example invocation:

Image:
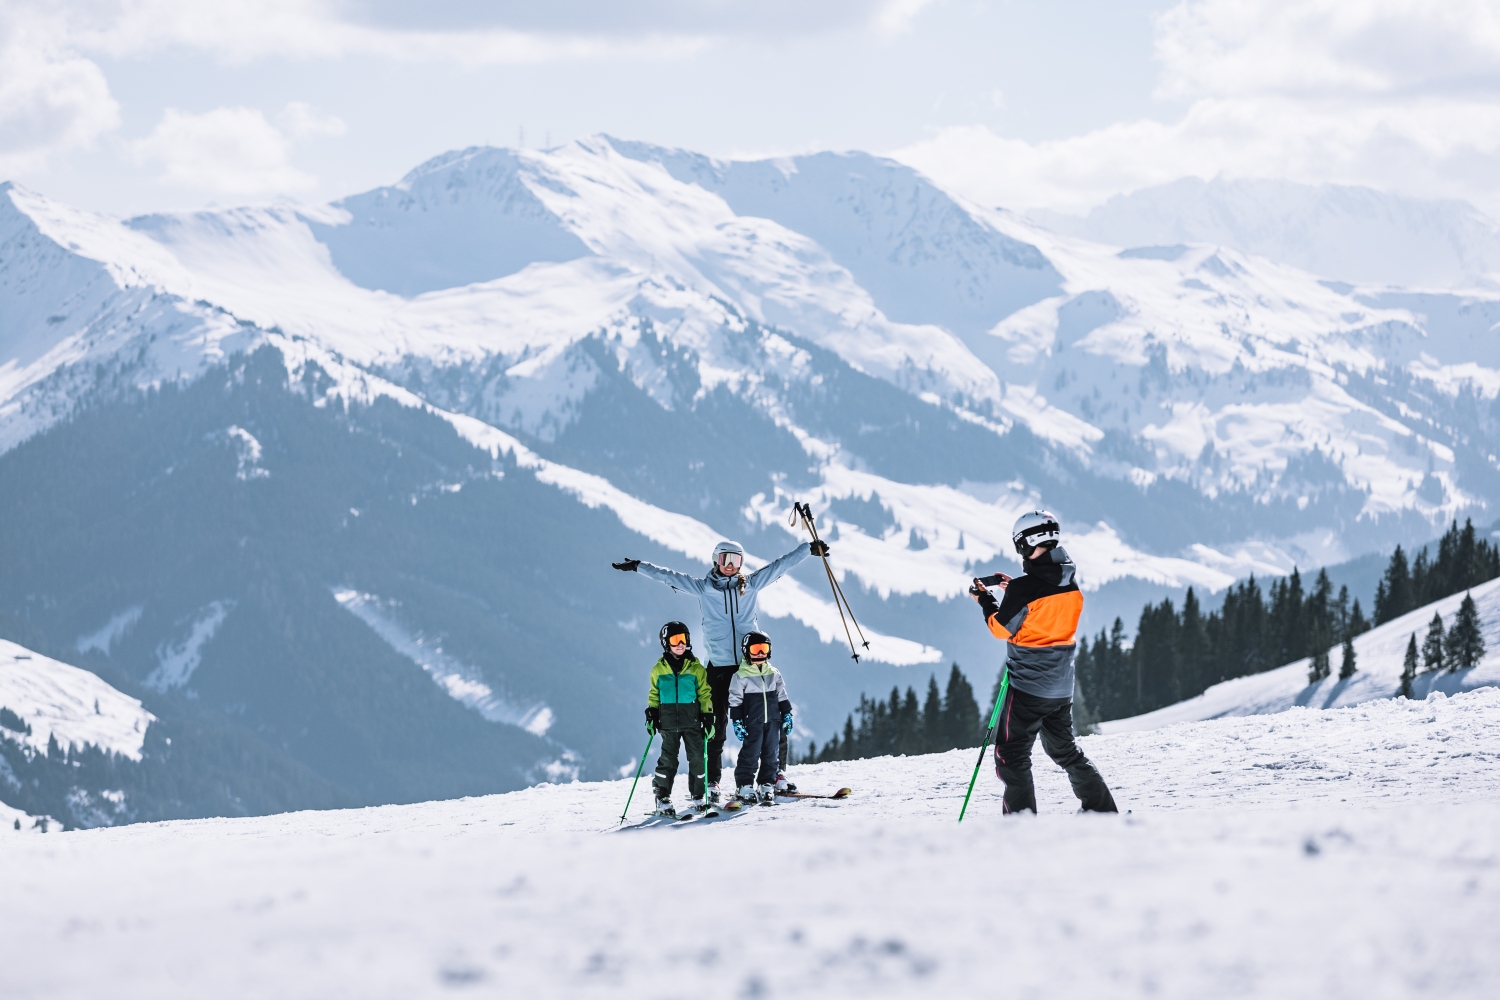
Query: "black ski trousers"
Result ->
[[707, 664, 788, 786], [734, 713, 781, 789], [652, 727, 707, 801], [992, 686, 1117, 814]]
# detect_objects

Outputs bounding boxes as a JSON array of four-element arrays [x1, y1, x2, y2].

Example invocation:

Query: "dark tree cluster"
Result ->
[[1374, 519, 1499, 625], [1077, 568, 1371, 722], [1402, 593, 1488, 683], [801, 664, 984, 763]]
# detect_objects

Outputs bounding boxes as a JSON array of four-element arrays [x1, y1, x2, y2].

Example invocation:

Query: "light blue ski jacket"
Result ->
[[636, 543, 811, 668]]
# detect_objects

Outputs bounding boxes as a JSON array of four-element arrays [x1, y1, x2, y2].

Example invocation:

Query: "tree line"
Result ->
[[801, 663, 984, 763], [1077, 518, 1496, 723], [797, 520, 1494, 761]]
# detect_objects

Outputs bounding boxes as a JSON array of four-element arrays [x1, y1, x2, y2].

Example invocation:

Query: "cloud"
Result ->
[[895, 0, 1500, 215], [131, 105, 328, 196], [276, 101, 346, 139], [68, 0, 933, 65], [0, 6, 120, 173]]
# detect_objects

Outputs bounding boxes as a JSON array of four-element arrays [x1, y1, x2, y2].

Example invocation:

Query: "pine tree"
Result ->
[[1444, 592, 1486, 671], [1374, 545, 1412, 624], [1399, 634, 1418, 698], [1338, 633, 1357, 679], [1348, 597, 1369, 637], [1308, 648, 1330, 684], [942, 663, 981, 749], [1421, 612, 1446, 672], [920, 674, 943, 753]]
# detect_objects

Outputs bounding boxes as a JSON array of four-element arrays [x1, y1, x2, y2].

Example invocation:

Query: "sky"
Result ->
[[3, 1, 1500, 217]]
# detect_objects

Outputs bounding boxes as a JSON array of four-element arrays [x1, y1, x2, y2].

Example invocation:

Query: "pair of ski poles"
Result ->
[[788, 501, 869, 661], [618, 726, 714, 824]]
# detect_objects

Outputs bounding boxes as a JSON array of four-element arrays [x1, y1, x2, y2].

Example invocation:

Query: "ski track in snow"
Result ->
[[3, 688, 1497, 998]]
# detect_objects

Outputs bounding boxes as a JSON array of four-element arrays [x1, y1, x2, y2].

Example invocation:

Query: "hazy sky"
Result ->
[[4, 1, 1500, 217]]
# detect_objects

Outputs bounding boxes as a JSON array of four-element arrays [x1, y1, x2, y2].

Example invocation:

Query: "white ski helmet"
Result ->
[[712, 539, 744, 564], [1011, 510, 1061, 555]]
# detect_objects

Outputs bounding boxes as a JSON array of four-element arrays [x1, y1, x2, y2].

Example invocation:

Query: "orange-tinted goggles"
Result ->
[[667, 633, 688, 647], [747, 642, 770, 658]]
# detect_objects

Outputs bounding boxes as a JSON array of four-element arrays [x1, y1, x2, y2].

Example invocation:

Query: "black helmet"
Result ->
[[659, 621, 691, 653], [741, 630, 772, 663]]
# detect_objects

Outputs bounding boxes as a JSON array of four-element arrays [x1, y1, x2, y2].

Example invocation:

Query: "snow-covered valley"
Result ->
[[4, 688, 1498, 999]]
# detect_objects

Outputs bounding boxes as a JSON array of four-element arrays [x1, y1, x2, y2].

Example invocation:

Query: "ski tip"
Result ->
[[831, 787, 852, 799]]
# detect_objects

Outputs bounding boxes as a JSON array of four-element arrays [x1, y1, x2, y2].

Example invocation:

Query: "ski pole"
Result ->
[[958, 665, 1009, 823], [620, 730, 655, 825], [789, 501, 869, 659]]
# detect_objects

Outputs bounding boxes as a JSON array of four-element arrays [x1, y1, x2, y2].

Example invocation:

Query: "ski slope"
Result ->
[[0, 639, 154, 760], [1104, 577, 1500, 734], [3, 688, 1498, 999]]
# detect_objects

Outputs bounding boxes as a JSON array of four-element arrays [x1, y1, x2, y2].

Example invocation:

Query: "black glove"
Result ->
[[975, 587, 999, 618], [645, 706, 659, 734], [699, 712, 716, 739], [809, 540, 830, 557], [613, 558, 641, 572]]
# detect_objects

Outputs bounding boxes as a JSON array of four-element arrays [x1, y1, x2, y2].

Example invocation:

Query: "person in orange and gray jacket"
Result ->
[[970, 510, 1118, 815]]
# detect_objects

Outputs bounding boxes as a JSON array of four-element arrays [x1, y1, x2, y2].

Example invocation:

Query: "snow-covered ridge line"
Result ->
[[0, 639, 155, 760], [277, 336, 941, 666], [1103, 576, 1500, 733]]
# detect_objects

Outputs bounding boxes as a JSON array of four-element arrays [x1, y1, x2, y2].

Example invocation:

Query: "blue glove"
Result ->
[[732, 719, 747, 741], [781, 713, 794, 735]]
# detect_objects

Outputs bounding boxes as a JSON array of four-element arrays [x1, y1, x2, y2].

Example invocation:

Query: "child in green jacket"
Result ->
[[646, 621, 716, 817]]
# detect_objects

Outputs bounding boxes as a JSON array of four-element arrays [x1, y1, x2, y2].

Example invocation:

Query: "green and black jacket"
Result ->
[[646, 653, 713, 730]]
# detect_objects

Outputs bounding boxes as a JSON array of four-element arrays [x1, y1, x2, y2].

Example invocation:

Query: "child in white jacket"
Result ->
[[727, 630, 793, 805]]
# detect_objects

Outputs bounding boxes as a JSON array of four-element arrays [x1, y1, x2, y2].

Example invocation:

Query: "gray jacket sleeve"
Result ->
[[745, 542, 811, 594], [774, 668, 789, 705], [727, 672, 745, 708], [637, 561, 706, 595]]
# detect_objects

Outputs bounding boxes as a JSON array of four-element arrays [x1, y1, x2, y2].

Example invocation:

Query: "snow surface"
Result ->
[[3, 688, 1498, 998], [0, 639, 154, 759], [1104, 577, 1500, 734]]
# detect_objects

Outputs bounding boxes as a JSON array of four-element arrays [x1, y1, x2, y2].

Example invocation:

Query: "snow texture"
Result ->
[[1105, 577, 1500, 733], [2, 688, 1497, 997], [0, 639, 154, 760]]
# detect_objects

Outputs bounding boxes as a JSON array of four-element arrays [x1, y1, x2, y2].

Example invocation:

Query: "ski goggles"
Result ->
[[716, 552, 744, 570], [667, 633, 688, 647], [746, 642, 771, 659]]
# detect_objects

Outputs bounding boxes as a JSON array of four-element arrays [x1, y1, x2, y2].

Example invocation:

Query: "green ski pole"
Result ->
[[619, 730, 655, 825], [958, 665, 1009, 823]]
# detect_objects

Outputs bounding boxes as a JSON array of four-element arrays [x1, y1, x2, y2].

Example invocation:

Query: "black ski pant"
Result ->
[[707, 665, 790, 786], [652, 726, 707, 801], [992, 687, 1117, 814], [734, 713, 781, 789]]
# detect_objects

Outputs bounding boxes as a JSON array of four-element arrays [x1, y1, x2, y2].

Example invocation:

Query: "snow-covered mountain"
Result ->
[[5, 690, 1499, 997], [3, 136, 1499, 814], [1030, 176, 1500, 291]]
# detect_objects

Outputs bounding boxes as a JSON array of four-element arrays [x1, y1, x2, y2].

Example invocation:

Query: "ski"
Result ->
[[676, 805, 721, 821], [776, 787, 852, 800]]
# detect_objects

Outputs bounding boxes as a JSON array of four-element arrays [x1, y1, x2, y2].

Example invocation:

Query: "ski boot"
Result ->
[[652, 797, 676, 818], [757, 783, 777, 806], [775, 772, 797, 794], [736, 785, 758, 805], [706, 782, 721, 805]]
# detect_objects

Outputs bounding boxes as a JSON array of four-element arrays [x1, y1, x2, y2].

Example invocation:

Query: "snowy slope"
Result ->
[[1103, 578, 1500, 734], [0, 639, 154, 759], [1030, 176, 1500, 291], [3, 690, 1498, 998]]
